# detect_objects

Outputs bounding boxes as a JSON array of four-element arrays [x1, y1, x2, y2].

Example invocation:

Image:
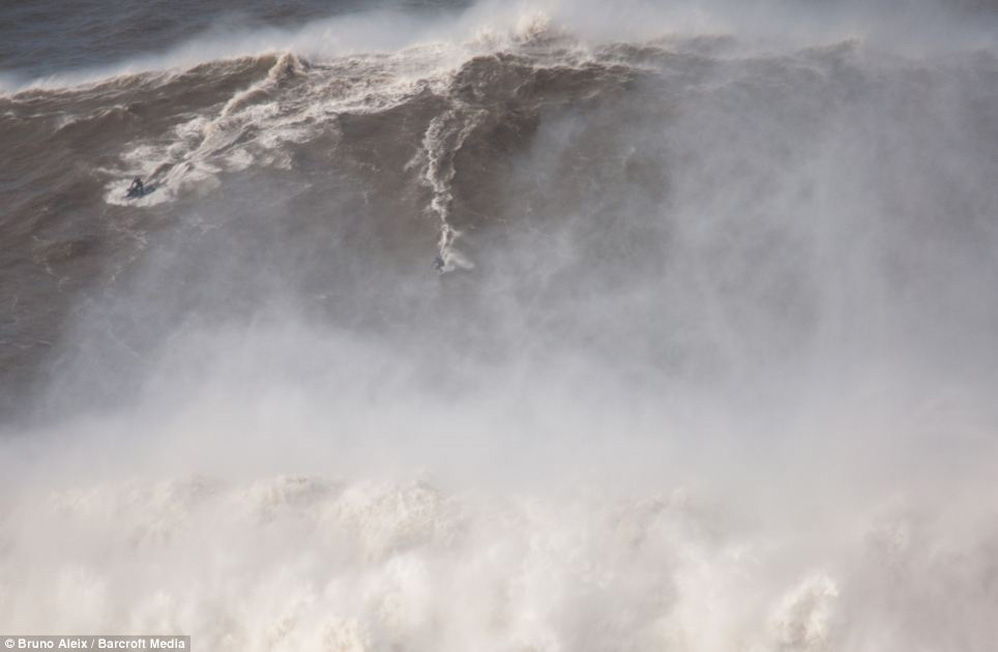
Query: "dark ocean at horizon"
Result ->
[[0, 0, 470, 80]]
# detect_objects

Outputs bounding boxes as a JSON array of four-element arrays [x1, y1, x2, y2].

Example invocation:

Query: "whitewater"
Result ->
[[2, 0, 998, 650]]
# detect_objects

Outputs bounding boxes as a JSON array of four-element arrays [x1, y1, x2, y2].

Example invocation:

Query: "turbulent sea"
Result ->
[[3, 0, 998, 649]]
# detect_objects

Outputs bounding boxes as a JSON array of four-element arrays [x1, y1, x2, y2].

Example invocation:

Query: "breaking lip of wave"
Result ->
[[5, 0, 998, 94], [0, 8, 451, 94]]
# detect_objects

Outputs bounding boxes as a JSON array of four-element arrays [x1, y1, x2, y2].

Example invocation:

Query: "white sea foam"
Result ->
[[2, 465, 996, 649]]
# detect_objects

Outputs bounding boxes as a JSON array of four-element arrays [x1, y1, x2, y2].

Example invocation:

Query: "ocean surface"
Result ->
[[2, 0, 998, 649]]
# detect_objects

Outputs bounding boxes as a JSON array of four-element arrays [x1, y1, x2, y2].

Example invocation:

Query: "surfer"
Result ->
[[433, 255, 445, 272], [127, 177, 145, 198]]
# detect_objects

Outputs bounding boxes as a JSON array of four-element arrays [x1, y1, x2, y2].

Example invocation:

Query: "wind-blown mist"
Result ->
[[2, 0, 998, 649]]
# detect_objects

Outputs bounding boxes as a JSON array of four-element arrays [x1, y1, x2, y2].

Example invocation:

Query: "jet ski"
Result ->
[[125, 177, 155, 199]]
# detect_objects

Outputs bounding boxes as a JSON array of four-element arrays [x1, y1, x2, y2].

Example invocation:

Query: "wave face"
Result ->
[[3, 1, 998, 649]]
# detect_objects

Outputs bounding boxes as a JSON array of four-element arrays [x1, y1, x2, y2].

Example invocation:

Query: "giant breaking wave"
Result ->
[[2, 2, 998, 649]]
